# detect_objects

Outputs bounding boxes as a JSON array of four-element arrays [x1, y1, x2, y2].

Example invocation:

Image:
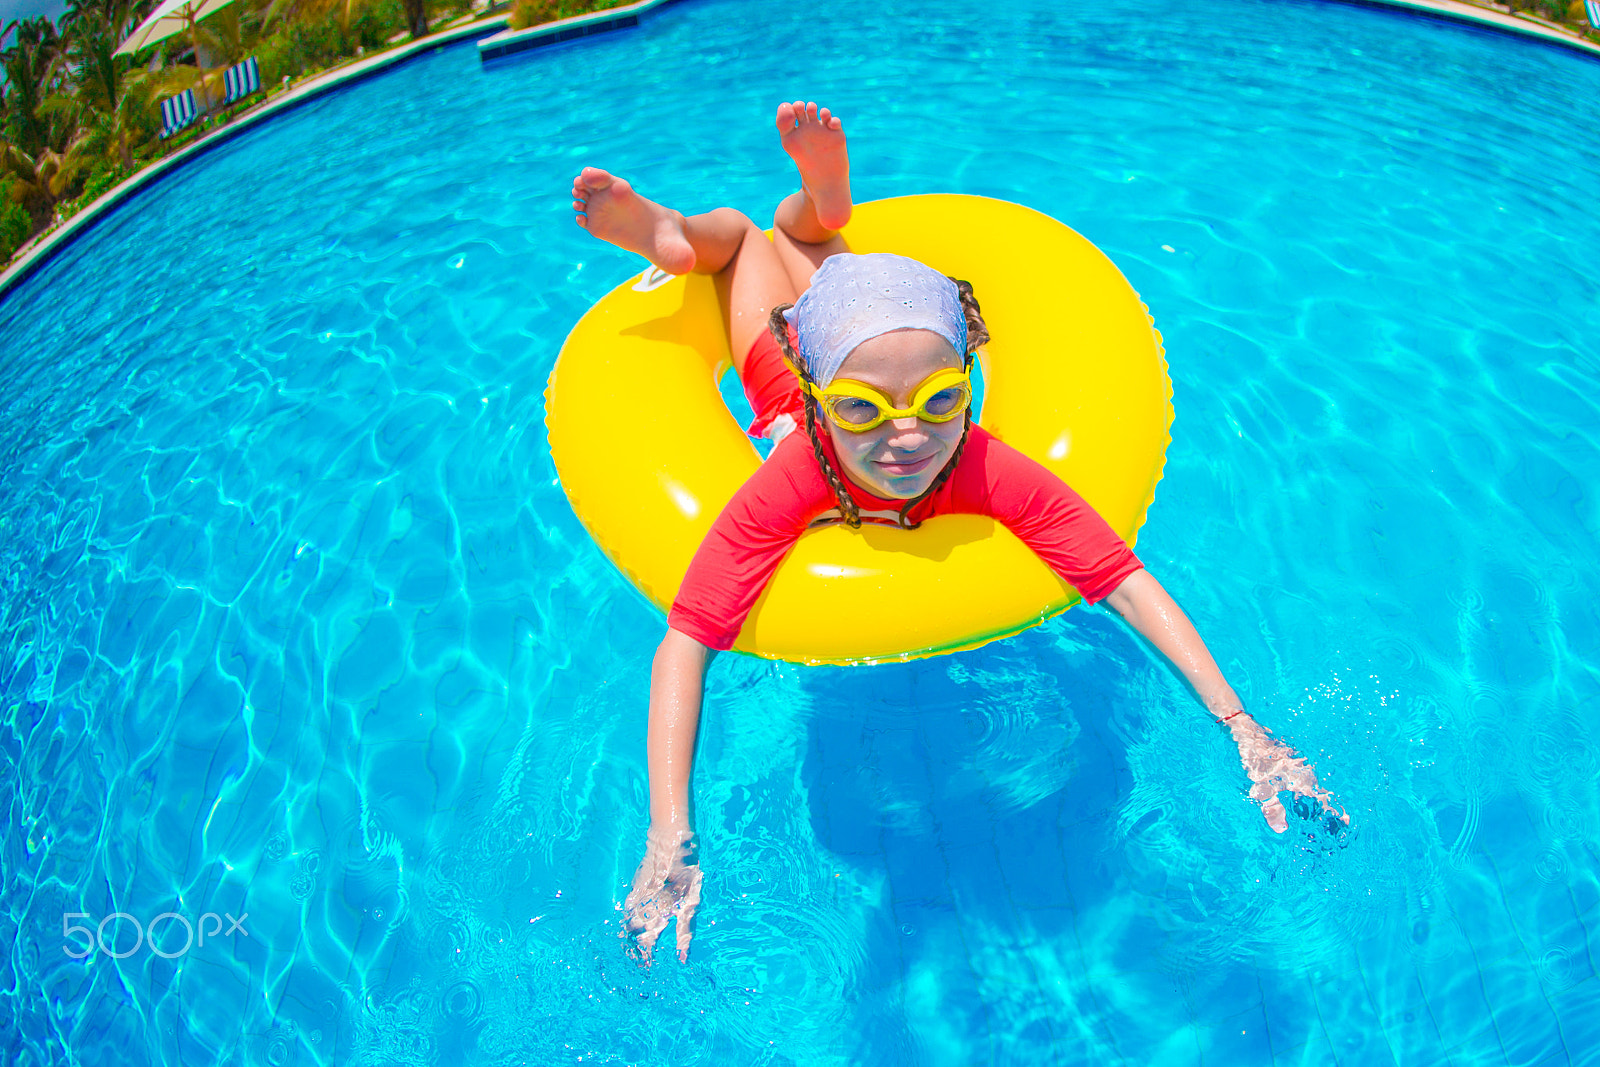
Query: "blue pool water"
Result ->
[[3, 0, 1599, 1062]]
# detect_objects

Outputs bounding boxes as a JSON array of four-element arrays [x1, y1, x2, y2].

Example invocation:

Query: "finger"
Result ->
[[1262, 795, 1289, 833], [622, 884, 665, 935], [620, 910, 655, 965], [675, 911, 695, 963], [632, 912, 667, 964]]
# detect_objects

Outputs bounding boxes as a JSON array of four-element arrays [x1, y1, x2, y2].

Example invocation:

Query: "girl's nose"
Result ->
[[885, 417, 929, 444]]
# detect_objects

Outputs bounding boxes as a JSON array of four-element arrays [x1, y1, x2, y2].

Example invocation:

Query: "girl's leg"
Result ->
[[710, 212, 799, 370], [769, 100, 853, 296], [571, 169, 797, 370]]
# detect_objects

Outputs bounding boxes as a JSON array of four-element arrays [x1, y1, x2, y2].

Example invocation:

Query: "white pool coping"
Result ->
[[2, 0, 1595, 305], [1342, 0, 1600, 57], [478, 0, 682, 60]]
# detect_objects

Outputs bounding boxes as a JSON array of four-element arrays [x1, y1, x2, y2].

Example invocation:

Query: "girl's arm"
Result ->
[[1102, 569, 1347, 833], [622, 627, 715, 964], [1101, 569, 1242, 720], [647, 627, 716, 832]]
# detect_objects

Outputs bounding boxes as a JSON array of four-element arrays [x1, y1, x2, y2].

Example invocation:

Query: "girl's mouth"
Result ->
[[874, 452, 938, 477]]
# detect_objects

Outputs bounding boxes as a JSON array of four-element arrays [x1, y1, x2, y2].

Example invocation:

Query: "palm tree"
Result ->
[[2, 16, 79, 230], [2, 16, 69, 160], [197, 3, 248, 69], [265, 0, 366, 38], [402, 0, 427, 39], [52, 9, 160, 175], [0, 141, 69, 232]]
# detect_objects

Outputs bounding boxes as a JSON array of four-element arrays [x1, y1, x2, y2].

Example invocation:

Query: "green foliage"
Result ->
[[0, 177, 30, 261], [352, 0, 409, 47], [81, 157, 124, 202], [427, 0, 476, 24], [255, 0, 407, 84], [507, 0, 626, 32], [53, 157, 127, 221]]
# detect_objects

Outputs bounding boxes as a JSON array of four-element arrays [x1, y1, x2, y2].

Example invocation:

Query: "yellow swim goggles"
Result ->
[[792, 366, 972, 433]]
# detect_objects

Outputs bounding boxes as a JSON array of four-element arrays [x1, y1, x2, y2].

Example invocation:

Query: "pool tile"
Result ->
[[1547, 977, 1600, 1058], [1570, 856, 1600, 919], [1389, 1037, 1457, 1067], [1260, 966, 1388, 1067], [1258, 982, 1309, 1046], [1530, 915, 1598, 995], [811, 771, 886, 858], [934, 799, 1000, 850], [1208, 1002, 1276, 1064], [1378, 976, 1450, 1065], [1481, 972, 1564, 1067], [992, 824, 1073, 912], [1184, 965, 1267, 1027], [1268, 1021, 1342, 1067], [1418, 959, 1499, 1057]]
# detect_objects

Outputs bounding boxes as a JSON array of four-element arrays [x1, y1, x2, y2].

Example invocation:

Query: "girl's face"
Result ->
[[823, 329, 967, 500]]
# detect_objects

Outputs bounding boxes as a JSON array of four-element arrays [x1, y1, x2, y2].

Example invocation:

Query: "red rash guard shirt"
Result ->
[[666, 423, 1145, 651]]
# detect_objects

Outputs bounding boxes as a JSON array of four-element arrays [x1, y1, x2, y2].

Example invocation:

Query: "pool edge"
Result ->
[[1331, 0, 1600, 59]]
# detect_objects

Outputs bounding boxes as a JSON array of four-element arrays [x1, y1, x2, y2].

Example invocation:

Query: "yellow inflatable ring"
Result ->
[[546, 194, 1173, 666]]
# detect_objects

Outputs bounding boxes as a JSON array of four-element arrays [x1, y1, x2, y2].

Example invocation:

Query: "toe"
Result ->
[[776, 100, 796, 129]]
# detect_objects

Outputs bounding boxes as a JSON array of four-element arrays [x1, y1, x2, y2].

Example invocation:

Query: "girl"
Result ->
[[571, 101, 1344, 965]]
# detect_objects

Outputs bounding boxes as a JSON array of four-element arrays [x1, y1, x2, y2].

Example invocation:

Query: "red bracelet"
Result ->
[[1216, 710, 1245, 724]]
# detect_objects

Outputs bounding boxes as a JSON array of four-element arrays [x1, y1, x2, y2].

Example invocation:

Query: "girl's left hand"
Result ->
[[621, 826, 702, 964], [1223, 713, 1349, 833]]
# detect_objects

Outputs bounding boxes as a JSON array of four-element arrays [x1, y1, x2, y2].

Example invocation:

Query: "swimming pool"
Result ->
[[2, 0, 1597, 1061]]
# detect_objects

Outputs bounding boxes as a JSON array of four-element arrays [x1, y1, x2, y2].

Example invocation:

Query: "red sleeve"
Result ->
[[943, 425, 1143, 604], [667, 431, 834, 650]]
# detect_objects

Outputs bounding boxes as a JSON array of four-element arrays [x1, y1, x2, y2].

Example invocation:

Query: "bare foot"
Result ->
[[571, 167, 696, 275], [776, 100, 852, 232]]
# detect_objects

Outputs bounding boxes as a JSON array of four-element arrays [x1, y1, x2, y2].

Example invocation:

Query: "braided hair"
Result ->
[[767, 278, 991, 530]]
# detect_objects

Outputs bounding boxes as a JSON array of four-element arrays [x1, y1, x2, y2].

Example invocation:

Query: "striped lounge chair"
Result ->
[[159, 89, 197, 140], [223, 56, 261, 106], [1587, 0, 1599, 29]]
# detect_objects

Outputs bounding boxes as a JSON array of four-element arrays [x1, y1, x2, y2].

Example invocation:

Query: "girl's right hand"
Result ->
[[621, 826, 702, 964]]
